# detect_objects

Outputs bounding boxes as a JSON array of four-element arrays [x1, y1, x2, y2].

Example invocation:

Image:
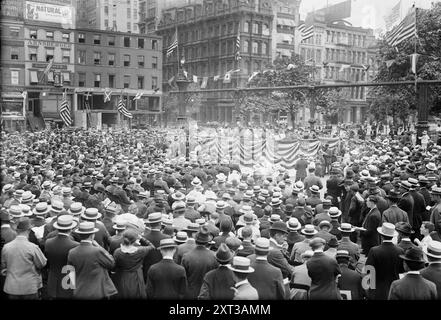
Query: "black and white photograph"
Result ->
[[1, 0, 441, 308]]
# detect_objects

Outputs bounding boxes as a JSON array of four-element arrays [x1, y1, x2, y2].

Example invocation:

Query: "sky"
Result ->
[[299, 0, 439, 35]]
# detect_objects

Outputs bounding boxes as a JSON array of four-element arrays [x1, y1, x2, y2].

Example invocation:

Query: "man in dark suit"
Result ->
[[388, 247, 437, 300], [365, 222, 404, 300], [142, 212, 171, 282], [408, 178, 426, 239], [44, 215, 79, 299], [67, 221, 117, 299], [336, 250, 365, 300], [236, 227, 255, 257], [181, 226, 219, 299], [268, 221, 294, 280], [337, 223, 360, 270], [382, 190, 409, 225], [174, 223, 198, 264], [398, 181, 415, 231], [307, 237, 342, 300], [286, 218, 305, 256], [146, 238, 187, 299], [326, 169, 343, 208], [396, 222, 417, 252], [80, 208, 110, 251], [248, 237, 285, 300], [421, 241, 441, 299], [198, 243, 235, 300], [360, 195, 382, 255]]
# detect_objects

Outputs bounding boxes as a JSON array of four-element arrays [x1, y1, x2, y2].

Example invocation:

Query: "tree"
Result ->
[[369, 3, 441, 124], [315, 89, 347, 125], [163, 82, 203, 124]]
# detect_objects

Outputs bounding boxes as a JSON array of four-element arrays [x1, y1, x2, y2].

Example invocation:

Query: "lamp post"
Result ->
[[175, 61, 192, 161]]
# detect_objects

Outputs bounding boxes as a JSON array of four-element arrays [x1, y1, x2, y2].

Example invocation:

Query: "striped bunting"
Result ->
[[386, 8, 416, 47], [117, 98, 133, 119], [167, 29, 178, 57], [59, 94, 72, 126], [297, 23, 314, 41]]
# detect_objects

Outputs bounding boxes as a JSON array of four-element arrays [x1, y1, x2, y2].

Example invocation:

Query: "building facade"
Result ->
[[155, 0, 274, 124], [77, 0, 141, 33], [297, 11, 377, 125], [272, 0, 301, 59]]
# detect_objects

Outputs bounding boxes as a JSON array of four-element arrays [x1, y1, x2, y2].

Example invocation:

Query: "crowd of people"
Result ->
[[1, 126, 441, 300]]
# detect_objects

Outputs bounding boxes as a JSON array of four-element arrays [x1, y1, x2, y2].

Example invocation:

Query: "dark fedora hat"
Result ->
[[215, 243, 234, 263], [194, 225, 213, 244], [395, 222, 414, 235], [270, 221, 288, 234], [386, 190, 401, 200], [399, 247, 425, 263]]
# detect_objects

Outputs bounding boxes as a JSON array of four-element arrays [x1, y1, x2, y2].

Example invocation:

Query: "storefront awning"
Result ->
[[30, 70, 38, 84], [277, 18, 295, 27]]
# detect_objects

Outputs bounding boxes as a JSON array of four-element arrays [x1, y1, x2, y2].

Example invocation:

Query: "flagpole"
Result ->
[[175, 25, 179, 77], [414, 3, 418, 94]]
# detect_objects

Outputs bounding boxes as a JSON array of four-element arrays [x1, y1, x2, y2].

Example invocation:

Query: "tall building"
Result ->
[[155, 0, 273, 124], [77, 0, 141, 33], [272, 0, 301, 59], [296, 10, 377, 125]]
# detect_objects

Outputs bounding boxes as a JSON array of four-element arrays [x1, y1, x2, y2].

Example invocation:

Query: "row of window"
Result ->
[[103, 20, 138, 32], [324, 66, 367, 82], [301, 34, 323, 46], [301, 48, 323, 64], [325, 49, 367, 65], [326, 31, 367, 47], [103, 5, 137, 19], [29, 30, 71, 42], [78, 51, 158, 69]]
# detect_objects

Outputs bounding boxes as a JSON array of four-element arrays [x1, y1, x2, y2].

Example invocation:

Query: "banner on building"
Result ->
[[25, 1, 73, 27]]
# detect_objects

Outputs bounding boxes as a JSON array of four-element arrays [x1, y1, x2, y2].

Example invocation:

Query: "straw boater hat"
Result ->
[[171, 191, 186, 201], [309, 185, 320, 194], [75, 221, 99, 234], [215, 200, 228, 210], [68, 202, 86, 216], [338, 223, 356, 233], [51, 200, 64, 214], [147, 212, 163, 225], [377, 222, 398, 237], [21, 191, 35, 204], [301, 224, 318, 236], [328, 207, 342, 219], [158, 238, 177, 250], [173, 231, 188, 244], [81, 207, 102, 220], [191, 177, 202, 187], [287, 217, 302, 231], [254, 237, 270, 253], [423, 241, 441, 259], [228, 256, 254, 273], [9, 205, 24, 219], [112, 220, 127, 231], [19, 204, 32, 217], [53, 215, 78, 230], [33, 202, 51, 216]]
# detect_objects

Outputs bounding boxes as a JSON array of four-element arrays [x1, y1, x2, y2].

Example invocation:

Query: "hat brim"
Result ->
[[301, 229, 318, 236], [288, 225, 302, 231], [399, 254, 425, 263], [80, 212, 102, 220], [113, 225, 126, 230], [269, 227, 288, 234], [377, 227, 398, 237], [423, 247, 441, 259], [53, 221, 78, 230], [158, 244, 177, 249], [338, 227, 356, 233], [75, 227, 99, 234], [172, 237, 187, 243], [227, 265, 255, 273]]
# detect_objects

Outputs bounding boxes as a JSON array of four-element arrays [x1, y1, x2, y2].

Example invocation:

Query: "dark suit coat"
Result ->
[[142, 229, 171, 281], [287, 232, 305, 255], [421, 263, 441, 300], [420, 187, 433, 208], [409, 190, 426, 230], [213, 233, 231, 250], [388, 273, 437, 300], [337, 237, 360, 270], [248, 259, 285, 300], [67, 242, 117, 299], [146, 258, 187, 299], [94, 221, 110, 251], [365, 242, 405, 300], [45, 234, 79, 299], [382, 205, 409, 225], [304, 174, 323, 192], [376, 196, 389, 215], [306, 195, 323, 209], [236, 240, 255, 257], [307, 252, 342, 300], [326, 176, 343, 206], [174, 240, 197, 265], [268, 240, 294, 279], [1, 226, 17, 248], [109, 234, 124, 255], [198, 265, 235, 300], [329, 220, 342, 240], [338, 264, 364, 300], [398, 193, 415, 227], [397, 239, 417, 252], [181, 245, 219, 299], [360, 208, 382, 254]]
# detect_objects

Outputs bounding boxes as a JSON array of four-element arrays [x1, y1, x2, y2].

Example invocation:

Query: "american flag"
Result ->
[[117, 97, 133, 119], [235, 30, 241, 61], [386, 7, 417, 47], [297, 23, 314, 42], [166, 29, 178, 58], [59, 93, 72, 126]]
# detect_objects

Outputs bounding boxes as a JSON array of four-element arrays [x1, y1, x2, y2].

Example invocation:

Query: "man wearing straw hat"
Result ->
[[44, 215, 79, 299], [337, 223, 360, 270], [228, 256, 258, 300], [365, 222, 405, 300], [421, 241, 441, 299], [67, 221, 117, 299], [198, 243, 235, 300]]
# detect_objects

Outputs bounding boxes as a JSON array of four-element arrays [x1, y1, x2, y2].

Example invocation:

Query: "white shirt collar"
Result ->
[[407, 271, 420, 275], [58, 232, 70, 236], [256, 256, 267, 261], [1, 224, 11, 228], [163, 256, 173, 260], [235, 279, 249, 288], [383, 239, 393, 243], [401, 238, 411, 241], [314, 249, 324, 253], [81, 239, 93, 244]]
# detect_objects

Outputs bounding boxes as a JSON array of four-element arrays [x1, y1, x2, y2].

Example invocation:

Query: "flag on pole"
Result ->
[[117, 97, 133, 119], [385, 7, 416, 47], [183, 70, 188, 79], [59, 91, 72, 127], [43, 58, 54, 75], [193, 75, 198, 83], [223, 72, 231, 84], [201, 77, 208, 89], [104, 88, 112, 103], [297, 23, 314, 41], [410, 53, 419, 74], [235, 30, 241, 61], [133, 92, 143, 100], [166, 29, 178, 57], [248, 71, 259, 83], [213, 75, 220, 82]]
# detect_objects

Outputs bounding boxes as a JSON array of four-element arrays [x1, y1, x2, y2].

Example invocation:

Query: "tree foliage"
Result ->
[[369, 3, 441, 122], [163, 83, 203, 122]]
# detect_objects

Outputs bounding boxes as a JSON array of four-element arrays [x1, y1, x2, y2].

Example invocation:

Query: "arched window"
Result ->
[[252, 42, 259, 54], [253, 22, 259, 34], [262, 42, 267, 55]]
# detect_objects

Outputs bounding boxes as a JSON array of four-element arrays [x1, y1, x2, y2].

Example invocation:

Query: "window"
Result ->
[[123, 75, 130, 88], [104, 19, 109, 28], [62, 33, 70, 42], [47, 72, 54, 83], [29, 47, 37, 61], [10, 48, 18, 60], [93, 35, 101, 44], [123, 54, 130, 66], [262, 24, 270, 36], [138, 38, 144, 48], [152, 56, 158, 69], [262, 43, 267, 55], [124, 36, 130, 47], [108, 53, 115, 66], [78, 73, 86, 87], [10, 70, 19, 85], [46, 31, 54, 40], [243, 40, 249, 53], [30, 30, 37, 39], [151, 76, 158, 89], [30, 70, 38, 84], [46, 48, 54, 61], [252, 42, 258, 54], [78, 50, 86, 64], [78, 33, 85, 43], [127, 22, 131, 31], [244, 21, 250, 33], [62, 49, 70, 63], [108, 74, 115, 88], [62, 72, 70, 83], [133, 8, 137, 18], [138, 55, 144, 67], [94, 74, 101, 87], [108, 36, 115, 46], [253, 22, 259, 34], [94, 52, 101, 65], [152, 39, 157, 50], [127, 8, 131, 18], [137, 76, 144, 89]]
